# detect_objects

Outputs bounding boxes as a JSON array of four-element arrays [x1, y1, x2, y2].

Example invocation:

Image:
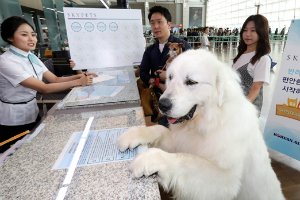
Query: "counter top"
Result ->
[[0, 107, 160, 200], [57, 66, 140, 110]]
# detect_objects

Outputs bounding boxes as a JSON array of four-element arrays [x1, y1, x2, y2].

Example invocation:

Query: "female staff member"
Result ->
[[201, 27, 210, 51], [232, 14, 271, 115], [0, 16, 96, 153]]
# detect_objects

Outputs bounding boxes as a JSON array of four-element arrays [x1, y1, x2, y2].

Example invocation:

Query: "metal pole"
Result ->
[[294, 0, 296, 19]]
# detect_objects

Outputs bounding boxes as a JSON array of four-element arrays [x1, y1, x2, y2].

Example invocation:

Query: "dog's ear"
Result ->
[[178, 43, 186, 48], [166, 42, 171, 47], [216, 68, 239, 107]]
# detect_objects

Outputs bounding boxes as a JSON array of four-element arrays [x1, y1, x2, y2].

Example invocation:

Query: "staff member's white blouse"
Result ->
[[0, 45, 48, 126], [232, 51, 270, 86]]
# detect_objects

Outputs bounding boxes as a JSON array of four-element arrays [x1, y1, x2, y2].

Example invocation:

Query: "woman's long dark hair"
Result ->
[[233, 15, 270, 65]]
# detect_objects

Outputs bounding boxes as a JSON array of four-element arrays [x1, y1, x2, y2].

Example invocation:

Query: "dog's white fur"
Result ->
[[117, 50, 285, 200]]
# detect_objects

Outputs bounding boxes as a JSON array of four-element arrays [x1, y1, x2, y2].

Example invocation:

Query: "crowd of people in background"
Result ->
[[144, 25, 288, 50]]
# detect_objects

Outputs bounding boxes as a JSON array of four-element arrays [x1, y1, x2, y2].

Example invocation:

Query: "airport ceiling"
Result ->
[[20, 0, 101, 11], [19, 0, 140, 11], [19, 0, 200, 11]]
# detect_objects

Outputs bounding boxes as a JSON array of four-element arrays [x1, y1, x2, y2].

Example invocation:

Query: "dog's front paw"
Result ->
[[117, 126, 146, 152], [129, 148, 175, 178]]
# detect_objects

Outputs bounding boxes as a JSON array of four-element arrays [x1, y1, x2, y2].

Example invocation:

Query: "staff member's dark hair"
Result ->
[[233, 14, 271, 65], [1, 16, 34, 44], [148, 6, 172, 23]]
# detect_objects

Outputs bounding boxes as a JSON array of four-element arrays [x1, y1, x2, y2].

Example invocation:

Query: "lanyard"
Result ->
[[9, 48, 42, 67], [28, 56, 47, 116], [28, 57, 39, 79]]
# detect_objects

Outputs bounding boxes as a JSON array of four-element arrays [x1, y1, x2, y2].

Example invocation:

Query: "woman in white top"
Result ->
[[0, 16, 96, 152], [201, 27, 210, 51], [232, 14, 271, 115]]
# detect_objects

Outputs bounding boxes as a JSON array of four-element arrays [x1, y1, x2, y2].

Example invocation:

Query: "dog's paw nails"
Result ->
[[129, 164, 143, 178], [132, 170, 144, 178], [117, 144, 128, 152], [130, 173, 142, 179], [116, 138, 131, 152]]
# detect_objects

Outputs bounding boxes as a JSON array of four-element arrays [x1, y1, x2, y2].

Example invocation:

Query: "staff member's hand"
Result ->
[[69, 59, 76, 68], [79, 74, 93, 86], [85, 71, 98, 77]]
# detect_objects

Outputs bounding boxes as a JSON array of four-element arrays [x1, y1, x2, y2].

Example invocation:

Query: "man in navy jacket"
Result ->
[[139, 6, 191, 126], [140, 6, 191, 93]]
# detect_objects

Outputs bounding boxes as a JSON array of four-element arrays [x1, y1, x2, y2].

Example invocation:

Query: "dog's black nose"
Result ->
[[158, 98, 172, 113]]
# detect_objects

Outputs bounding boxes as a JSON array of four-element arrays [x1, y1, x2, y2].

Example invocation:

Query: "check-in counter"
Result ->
[[0, 67, 161, 199], [56, 66, 140, 111]]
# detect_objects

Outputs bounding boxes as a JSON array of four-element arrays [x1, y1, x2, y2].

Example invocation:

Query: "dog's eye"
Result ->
[[169, 74, 173, 81], [173, 48, 177, 51], [185, 79, 198, 86]]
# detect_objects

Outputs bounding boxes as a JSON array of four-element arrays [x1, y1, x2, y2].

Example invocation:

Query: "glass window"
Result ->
[[231, 11, 236, 17], [226, 5, 231, 13], [272, 2, 280, 12], [278, 11, 285, 19], [219, 2, 224, 9], [296, 9, 300, 18], [207, 0, 298, 31], [270, 11, 279, 21], [259, 5, 266, 14], [239, 2, 246, 10], [264, 13, 270, 21], [232, 4, 238, 11], [283, 20, 292, 29], [286, 0, 296, 10], [247, 8, 254, 15], [285, 10, 294, 19], [239, 9, 244, 16], [278, 1, 286, 11], [246, 0, 252, 8]]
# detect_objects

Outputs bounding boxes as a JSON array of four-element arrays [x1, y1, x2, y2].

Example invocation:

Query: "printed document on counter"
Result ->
[[52, 128, 147, 170], [92, 74, 116, 84], [65, 85, 124, 103]]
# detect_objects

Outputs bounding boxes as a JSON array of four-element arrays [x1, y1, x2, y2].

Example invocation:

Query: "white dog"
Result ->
[[117, 50, 285, 200]]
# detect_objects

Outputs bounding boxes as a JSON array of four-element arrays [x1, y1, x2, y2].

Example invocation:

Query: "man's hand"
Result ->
[[157, 83, 166, 92], [149, 78, 155, 88], [156, 70, 166, 81]]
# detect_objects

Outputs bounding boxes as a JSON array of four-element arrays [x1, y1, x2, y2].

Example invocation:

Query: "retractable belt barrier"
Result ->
[[144, 35, 287, 46]]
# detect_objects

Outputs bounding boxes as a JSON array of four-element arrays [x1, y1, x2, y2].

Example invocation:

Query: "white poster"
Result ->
[[263, 19, 300, 161], [63, 8, 145, 70]]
